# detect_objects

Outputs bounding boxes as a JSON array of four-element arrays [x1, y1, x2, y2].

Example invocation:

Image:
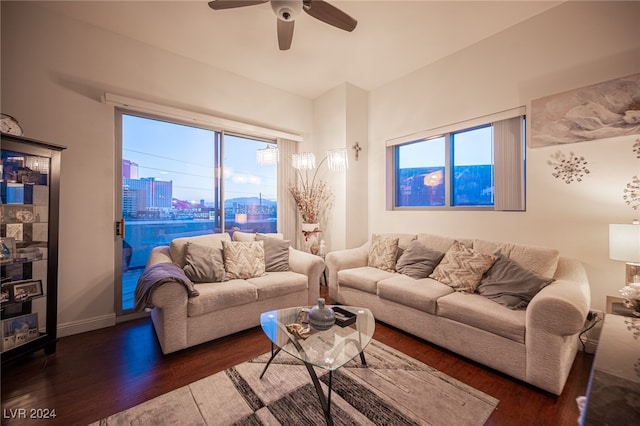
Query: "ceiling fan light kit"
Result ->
[[272, 1, 302, 21], [208, 0, 357, 50]]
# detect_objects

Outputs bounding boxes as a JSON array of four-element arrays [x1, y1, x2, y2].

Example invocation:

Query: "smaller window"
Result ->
[[452, 126, 493, 207]]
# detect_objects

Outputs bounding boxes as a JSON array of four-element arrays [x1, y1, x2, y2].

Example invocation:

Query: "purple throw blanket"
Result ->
[[134, 262, 199, 312]]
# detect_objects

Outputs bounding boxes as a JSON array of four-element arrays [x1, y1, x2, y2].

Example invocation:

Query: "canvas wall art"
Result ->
[[530, 73, 640, 148]]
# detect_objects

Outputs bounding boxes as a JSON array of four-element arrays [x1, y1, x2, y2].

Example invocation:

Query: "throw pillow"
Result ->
[[476, 255, 554, 309], [430, 240, 497, 292], [182, 241, 226, 283], [395, 240, 444, 279], [255, 234, 291, 272], [368, 234, 400, 272], [222, 241, 266, 280]]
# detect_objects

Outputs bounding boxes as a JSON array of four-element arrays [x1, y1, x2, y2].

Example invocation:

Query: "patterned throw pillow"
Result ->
[[222, 241, 266, 280], [368, 234, 400, 272], [430, 240, 497, 292]]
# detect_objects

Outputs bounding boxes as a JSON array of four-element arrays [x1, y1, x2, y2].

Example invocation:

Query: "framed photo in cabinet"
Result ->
[[12, 279, 43, 301]]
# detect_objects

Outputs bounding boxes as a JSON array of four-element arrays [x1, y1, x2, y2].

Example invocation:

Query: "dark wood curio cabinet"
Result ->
[[1, 133, 65, 364]]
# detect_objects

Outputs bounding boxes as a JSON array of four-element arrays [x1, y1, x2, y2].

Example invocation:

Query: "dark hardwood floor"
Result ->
[[1, 287, 593, 425]]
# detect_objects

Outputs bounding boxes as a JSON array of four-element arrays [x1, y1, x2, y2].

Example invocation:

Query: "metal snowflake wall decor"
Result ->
[[624, 175, 640, 210], [547, 151, 590, 184]]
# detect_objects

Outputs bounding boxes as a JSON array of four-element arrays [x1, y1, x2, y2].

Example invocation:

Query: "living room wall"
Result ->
[[1, 2, 315, 335], [312, 82, 369, 252], [368, 1, 640, 312]]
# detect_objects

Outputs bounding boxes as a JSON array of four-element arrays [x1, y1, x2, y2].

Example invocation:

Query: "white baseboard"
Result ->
[[583, 335, 599, 354], [57, 313, 117, 338]]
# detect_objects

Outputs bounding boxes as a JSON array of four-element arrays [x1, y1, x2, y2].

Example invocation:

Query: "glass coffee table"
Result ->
[[260, 306, 375, 426]]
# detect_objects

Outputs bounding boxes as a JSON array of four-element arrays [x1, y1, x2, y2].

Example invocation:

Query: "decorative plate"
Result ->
[[16, 210, 34, 223], [1, 114, 24, 136]]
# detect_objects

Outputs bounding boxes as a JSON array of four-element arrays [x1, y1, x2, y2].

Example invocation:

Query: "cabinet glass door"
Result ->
[[0, 134, 63, 362]]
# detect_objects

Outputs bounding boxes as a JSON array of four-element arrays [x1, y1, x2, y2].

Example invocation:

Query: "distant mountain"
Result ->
[[171, 196, 277, 209]]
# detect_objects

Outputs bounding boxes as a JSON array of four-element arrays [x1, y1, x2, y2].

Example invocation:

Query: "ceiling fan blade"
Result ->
[[208, 0, 268, 10], [303, 0, 357, 32], [277, 19, 295, 50]]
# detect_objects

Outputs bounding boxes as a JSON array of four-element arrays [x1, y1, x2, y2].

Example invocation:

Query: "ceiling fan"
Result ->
[[207, 0, 358, 50]]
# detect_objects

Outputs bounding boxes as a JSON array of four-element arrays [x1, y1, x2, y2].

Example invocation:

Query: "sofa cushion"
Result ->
[[417, 233, 473, 253], [476, 255, 554, 309], [395, 240, 444, 279], [222, 241, 266, 280], [437, 292, 526, 343], [338, 266, 396, 294], [255, 234, 290, 272], [183, 242, 226, 283], [377, 275, 453, 315], [430, 241, 497, 292], [170, 233, 231, 269], [368, 233, 400, 272], [472, 239, 559, 279], [247, 271, 307, 301], [188, 280, 258, 317]]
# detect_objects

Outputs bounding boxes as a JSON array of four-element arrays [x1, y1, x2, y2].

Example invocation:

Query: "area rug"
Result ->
[[92, 340, 499, 425]]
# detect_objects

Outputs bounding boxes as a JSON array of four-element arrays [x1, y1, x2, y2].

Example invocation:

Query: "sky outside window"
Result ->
[[122, 115, 277, 205]]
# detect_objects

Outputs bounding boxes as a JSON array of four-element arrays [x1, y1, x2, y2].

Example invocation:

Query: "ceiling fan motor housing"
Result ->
[[271, 0, 302, 21]]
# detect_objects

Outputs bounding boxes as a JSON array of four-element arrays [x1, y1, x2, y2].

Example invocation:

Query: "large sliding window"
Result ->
[[118, 113, 277, 312], [390, 110, 525, 211]]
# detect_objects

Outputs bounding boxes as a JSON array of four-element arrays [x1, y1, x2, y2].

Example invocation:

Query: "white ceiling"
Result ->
[[39, 1, 562, 99]]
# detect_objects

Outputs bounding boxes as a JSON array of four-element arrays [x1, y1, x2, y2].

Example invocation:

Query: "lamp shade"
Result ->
[[609, 223, 640, 262], [327, 148, 348, 171], [292, 152, 316, 170]]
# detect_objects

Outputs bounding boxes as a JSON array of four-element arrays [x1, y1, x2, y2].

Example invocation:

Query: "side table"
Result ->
[[579, 313, 640, 425], [606, 295, 637, 317]]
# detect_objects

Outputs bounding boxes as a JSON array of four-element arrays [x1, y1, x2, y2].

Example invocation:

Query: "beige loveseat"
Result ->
[[141, 232, 325, 354], [325, 233, 591, 395]]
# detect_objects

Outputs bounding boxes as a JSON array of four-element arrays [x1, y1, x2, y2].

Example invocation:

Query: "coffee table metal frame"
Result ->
[[259, 306, 375, 426]]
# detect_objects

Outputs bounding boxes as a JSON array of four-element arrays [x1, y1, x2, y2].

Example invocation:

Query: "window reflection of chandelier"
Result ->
[[235, 213, 247, 225], [423, 170, 443, 187], [256, 144, 279, 165]]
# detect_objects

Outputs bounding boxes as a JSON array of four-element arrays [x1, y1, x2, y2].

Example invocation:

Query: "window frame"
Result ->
[[113, 103, 293, 318], [387, 108, 526, 212]]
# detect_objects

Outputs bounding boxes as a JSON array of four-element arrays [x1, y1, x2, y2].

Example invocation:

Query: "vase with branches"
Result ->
[[289, 151, 345, 253]]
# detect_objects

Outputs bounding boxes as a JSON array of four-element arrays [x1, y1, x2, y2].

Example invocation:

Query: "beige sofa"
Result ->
[[142, 232, 325, 354], [325, 233, 591, 395]]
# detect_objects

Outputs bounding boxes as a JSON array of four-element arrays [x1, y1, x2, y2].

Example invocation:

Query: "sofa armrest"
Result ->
[[524, 257, 590, 394], [146, 245, 173, 266], [526, 257, 591, 336], [149, 280, 188, 354], [145, 245, 189, 313], [288, 247, 325, 305], [325, 243, 370, 302]]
